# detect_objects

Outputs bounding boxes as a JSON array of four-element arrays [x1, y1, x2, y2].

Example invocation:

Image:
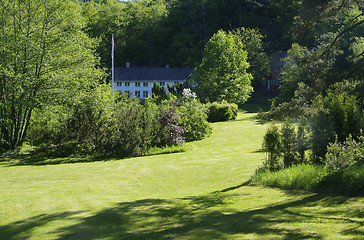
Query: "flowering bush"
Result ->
[[182, 88, 197, 100], [325, 134, 364, 171]]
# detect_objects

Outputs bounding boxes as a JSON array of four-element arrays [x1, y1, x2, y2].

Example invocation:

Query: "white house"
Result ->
[[112, 65, 194, 99]]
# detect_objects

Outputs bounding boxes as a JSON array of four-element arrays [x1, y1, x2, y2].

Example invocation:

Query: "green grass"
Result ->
[[1, 105, 363, 239], [250, 164, 328, 191], [251, 162, 364, 196]]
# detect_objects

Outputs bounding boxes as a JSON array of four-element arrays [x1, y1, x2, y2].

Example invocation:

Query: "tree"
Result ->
[[231, 27, 269, 87], [0, 0, 102, 152], [191, 30, 253, 104], [152, 81, 168, 102]]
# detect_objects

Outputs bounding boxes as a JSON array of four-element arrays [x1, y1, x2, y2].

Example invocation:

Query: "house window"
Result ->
[[143, 91, 148, 98], [143, 82, 148, 87], [135, 82, 140, 87], [117, 82, 122, 86], [160, 82, 165, 87], [135, 91, 140, 98], [125, 82, 130, 87]]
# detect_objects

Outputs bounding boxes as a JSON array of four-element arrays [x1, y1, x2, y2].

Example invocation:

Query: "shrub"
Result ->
[[207, 101, 238, 122], [27, 106, 68, 146], [325, 134, 364, 171], [317, 163, 364, 196], [252, 162, 364, 196], [177, 91, 212, 142], [262, 124, 282, 171], [280, 122, 298, 168], [65, 86, 115, 154], [310, 89, 362, 162], [251, 164, 327, 191], [25, 87, 212, 158]]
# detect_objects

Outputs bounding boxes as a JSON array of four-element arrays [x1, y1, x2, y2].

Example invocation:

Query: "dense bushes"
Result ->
[[26, 86, 211, 157], [207, 102, 238, 122], [257, 90, 364, 195], [177, 92, 212, 141], [325, 134, 364, 171], [251, 163, 364, 196], [261, 122, 310, 170]]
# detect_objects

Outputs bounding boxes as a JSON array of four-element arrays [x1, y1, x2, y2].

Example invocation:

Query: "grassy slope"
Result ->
[[0, 107, 363, 239]]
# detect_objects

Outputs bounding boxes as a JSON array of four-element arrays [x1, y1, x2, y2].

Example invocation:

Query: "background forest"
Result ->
[[81, 0, 297, 70], [1, 0, 363, 168]]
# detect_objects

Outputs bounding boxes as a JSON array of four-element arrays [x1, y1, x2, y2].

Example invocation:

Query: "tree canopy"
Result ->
[[0, 0, 102, 151], [192, 30, 253, 104]]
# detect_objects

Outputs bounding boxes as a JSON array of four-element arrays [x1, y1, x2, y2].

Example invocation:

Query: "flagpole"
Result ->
[[112, 34, 115, 100]]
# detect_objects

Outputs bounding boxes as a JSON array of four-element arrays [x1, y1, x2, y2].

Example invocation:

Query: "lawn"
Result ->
[[0, 106, 363, 239]]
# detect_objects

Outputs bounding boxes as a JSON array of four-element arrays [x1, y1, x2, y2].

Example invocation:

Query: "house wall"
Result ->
[[113, 79, 184, 99]]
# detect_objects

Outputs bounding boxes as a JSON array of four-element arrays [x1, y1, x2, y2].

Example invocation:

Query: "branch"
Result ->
[[323, 19, 364, 58], [357, 50, 364, 58]]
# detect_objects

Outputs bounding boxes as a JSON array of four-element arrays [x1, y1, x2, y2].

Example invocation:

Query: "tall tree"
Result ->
[[192, 30, 253, 104], [231, 27, 269, 87], [0, 0, 102, 151]]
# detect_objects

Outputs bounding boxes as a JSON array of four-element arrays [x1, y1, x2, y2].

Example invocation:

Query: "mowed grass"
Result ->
[[0, 106, 363, 239]]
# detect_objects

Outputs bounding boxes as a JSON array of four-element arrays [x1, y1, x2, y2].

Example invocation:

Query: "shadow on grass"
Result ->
[[0, 145, 121, 167], [0, 144, 187, 167], [2, 189, 362, 240]]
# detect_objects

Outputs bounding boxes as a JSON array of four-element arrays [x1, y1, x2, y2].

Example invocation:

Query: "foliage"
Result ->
[[192, 30, 253, 104], [151, 81, 168, 102], [262, 124, 282, 171], [0, 0, 103, 152], [207, 102, 238, 123], [230, 27, 269, 87], [177, 91, 211, 142], [251, 164, 327, 192], [310, 87, 362, 161], [81, 0, 301, 68], [167, 81, 189, 97], [26, 86, 210, 157], [325, 134, 364, 171], [261, 121, 311, 170], [26, 106, 69, 146], [317, 162, 364, 196], [157, 106, 185, 146], [280, 123, 298, 168], [252, 161, 364, 196]]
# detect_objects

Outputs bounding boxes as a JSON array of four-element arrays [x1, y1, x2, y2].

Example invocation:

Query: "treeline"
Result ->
[[255, 0, 363, 195], [79, 0, 299, 69]]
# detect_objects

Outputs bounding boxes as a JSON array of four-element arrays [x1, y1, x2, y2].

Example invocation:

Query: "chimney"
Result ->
[[126, 62, 130, 68], [166, 64, 170, 69]]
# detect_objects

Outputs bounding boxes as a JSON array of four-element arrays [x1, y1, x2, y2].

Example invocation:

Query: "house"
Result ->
[[112, 64, 194, 99], [264, 51, 287, 92]]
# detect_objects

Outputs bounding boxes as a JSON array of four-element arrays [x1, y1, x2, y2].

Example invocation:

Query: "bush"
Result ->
[[317, 163, 364, 196], [207, 101, 238, 122], [262, 124, 282, 171], [27, 106, 68, 146], [177, 91, 212, 142], [251, 164, 327, 191], [26, 87, 212, 158], [325, 134, 364, 171], [261, 121, 311, 170], [280, 122, 298, 168], [310, 89, 362, 162], [251, 162, 364, 196]]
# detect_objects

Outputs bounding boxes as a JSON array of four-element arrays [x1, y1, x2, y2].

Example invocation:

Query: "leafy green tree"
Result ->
[[192, 30, 253, 104], [262, 124, 282, 171], [152, 81, 168, 102], [280, 122, 298, 168], [231, 27, 269, 87], [0, 0, 102, 152]]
